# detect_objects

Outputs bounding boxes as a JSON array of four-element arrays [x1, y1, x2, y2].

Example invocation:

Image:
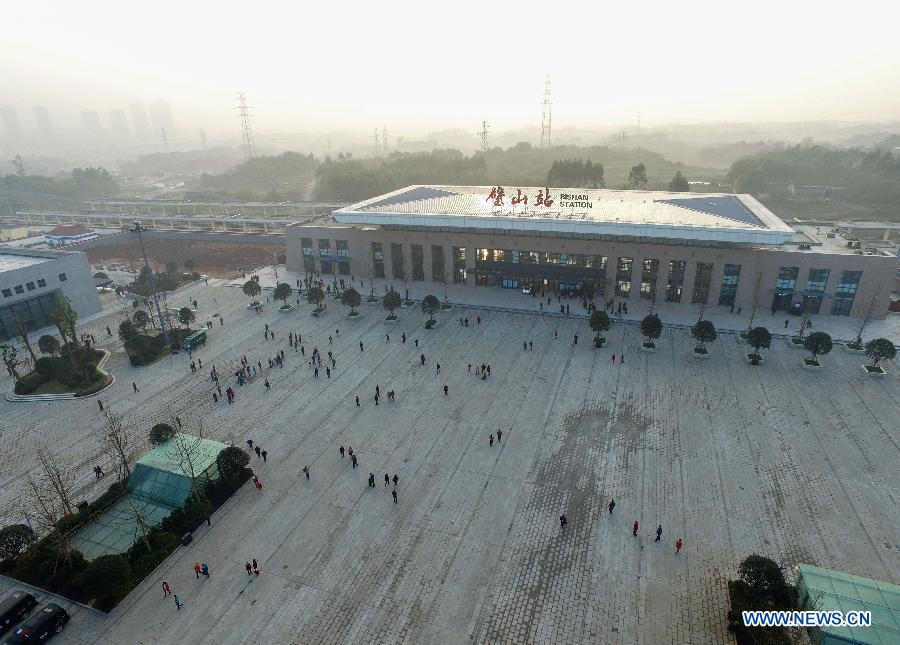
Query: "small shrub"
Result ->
[[80, 554, 131, 602], [149, 423, 176, 445], [0, 524, 35, 560]]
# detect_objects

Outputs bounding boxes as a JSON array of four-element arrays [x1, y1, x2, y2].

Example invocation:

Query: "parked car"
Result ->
[[4, 603, 69, 643], [0, 592, 37, 634]]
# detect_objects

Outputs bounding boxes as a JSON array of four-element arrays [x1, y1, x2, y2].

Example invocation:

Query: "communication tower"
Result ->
[[479, 121, 490, 152], [236, 92, 256, 159], [382, 126, 388, 156], [540, 75, 552, 149]]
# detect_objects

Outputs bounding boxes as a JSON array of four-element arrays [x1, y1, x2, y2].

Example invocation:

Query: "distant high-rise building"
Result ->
[[148, 101, 176, 138], [32, 106, 54, 139], [0, 106, 23, 143], [81, 109, 104, 140], [129, 101, 152, 141], [108, 109, 130, 144]]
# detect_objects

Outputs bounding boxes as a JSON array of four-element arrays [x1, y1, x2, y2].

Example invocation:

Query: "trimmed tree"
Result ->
[[132, 309, 150, 331], [273, 282, 293, 309], [421, 294, 440, 327], [216, 446, 250, 484], [118, 320, 137, 343], [589, 311, 611, 347], [342, 287, 361, 315], [804, 331, 832, 366], [149, 423, 176, 445], [690, 319, 717, 354], [746, 326, 771, 365], [383, 290, 401, 320], [80, 554, 131, 602], [178, 307, 195, 327], [38, 334, 61, 356], [640, 314, 662, 348], [242, 279, 262, 305], [864, 338, 896, 371], [0, 524, 35, 560], [307, 286, 325, 312]]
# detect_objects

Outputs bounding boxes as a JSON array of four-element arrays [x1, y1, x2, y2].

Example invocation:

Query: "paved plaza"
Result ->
[[1, 276, 898, 644]]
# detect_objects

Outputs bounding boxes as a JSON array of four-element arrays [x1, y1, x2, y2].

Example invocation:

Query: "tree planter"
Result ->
[[641, 342, 657, 353], [844, 343, 865, 354], [311, 307, 326, 317], [691, 348, 710, 359], [424, 319, 439, 330], [745, 353, 764, 365], [246, 301, 262, 309], [440, 303, 453, 311], [383, 316, 399, 325], [862, 365, 887, 377], [801, 358, 823, 370], [346, 312, 362, 320], [366, 297, 380, 305], [401, 301, 416, 308], [277, 305, 294, 313], [592, 337, 606, 350], [789, 337, 806, 349]]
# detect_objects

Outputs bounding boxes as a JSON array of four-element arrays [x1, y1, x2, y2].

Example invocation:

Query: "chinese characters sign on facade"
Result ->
[[486, 186, 554, 208]]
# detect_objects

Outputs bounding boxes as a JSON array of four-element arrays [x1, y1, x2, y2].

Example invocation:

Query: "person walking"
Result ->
[[302, 465, 310, 479], [174, 594, 183, 611], [420, 354, 425, 366], [392, 474, 398, 487], [443, 384, 448, 395], [385, 473, 390, 487], [489, 433, 494, 447], [261, 450, 267, 462], [360, 341, 364, 352], [402, 332, 406, 343], [340, 445, 345, 458], [415, 338, 419, 347], [348, 445, 354, 457], [194, 562, 201, 579], [620, 354, 624, 364], [351, 454, 358, 468], [245, 562, 252, 576], [162, 581, 171, 596], [632, 520, 639, 536], [386, 334, 390, 342], [560, 514, 567, 528], [436, 362, 440, 374], [253, 559, 260, 576], [655, 525, 662, 542], [255, 446, 261, 459], [98, 399, 104, 411], [201, 563, 209, 579], [356, 395, 360, 407], [264, 379, 270, 390], [132, 382, 139, 393], [611, 353, 616, 364], [497, 429, 502, 442], [368, 473, 375, 487], [392, 489, 398, 503], [675, 538, 683, 554], [573, 334, 578, 345], [608, 499, 615, 514]]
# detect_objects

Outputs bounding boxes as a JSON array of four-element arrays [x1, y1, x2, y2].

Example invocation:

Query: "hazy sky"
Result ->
[[4, 0, 900, 137]]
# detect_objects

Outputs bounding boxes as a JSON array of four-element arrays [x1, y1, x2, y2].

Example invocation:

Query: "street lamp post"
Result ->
[[132, 221, 170, 345]]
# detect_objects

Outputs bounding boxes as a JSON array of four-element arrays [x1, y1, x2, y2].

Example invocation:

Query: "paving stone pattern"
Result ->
[[0, 278, 897, 644]]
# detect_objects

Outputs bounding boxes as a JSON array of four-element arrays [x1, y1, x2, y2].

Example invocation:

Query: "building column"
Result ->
[[681, 261, 698, 305]]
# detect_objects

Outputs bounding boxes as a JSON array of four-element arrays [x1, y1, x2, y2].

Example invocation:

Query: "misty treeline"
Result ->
[[0, 167, 118, 197], [728, 145, 900, 206], [197, 151, 317, 201]]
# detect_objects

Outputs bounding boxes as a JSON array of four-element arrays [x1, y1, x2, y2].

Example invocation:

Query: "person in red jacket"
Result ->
[[675, 538, 684, 554], [632, 521, 639, 536]]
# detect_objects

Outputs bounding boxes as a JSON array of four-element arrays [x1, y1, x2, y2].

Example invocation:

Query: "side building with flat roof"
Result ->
[[0, 246, 102, 341], [286, 185, 895, 319]]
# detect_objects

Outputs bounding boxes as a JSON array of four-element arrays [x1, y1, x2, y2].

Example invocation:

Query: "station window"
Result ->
[[665, 260, 685, 302], [318, 239, 331, 256], [431, 246, 445, 282], [718, 264, 741, 306], [371, 242, 385, 278], [692, 262, 713, 304], [301, 238, 314, 256], [391, 243, 405, 280], [453, 246, 467, 284], [805, 268, 829, 294], [640, 259, 659, 300], [410, 245, 424, 281], [831, 270, 861, 316], [335, 240, 349, 258], [775, 267, 799, 291]]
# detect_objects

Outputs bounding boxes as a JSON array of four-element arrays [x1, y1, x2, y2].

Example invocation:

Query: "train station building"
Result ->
[[285, 185, 895, 318]]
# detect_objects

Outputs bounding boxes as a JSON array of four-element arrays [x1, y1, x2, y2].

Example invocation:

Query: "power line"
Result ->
[[540, 75, 552, 149], [235, 92, 256, 159], [382, 126, 388, 156]]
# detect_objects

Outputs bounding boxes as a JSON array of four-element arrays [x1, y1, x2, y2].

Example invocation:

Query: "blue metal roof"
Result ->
[[657, 196, 763, 227], [362, 186, 458, 210]]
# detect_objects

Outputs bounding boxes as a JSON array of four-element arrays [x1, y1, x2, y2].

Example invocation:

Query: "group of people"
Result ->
[[559, 499, 685, 554]]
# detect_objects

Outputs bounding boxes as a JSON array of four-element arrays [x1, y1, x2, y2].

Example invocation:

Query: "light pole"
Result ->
[[132, 221, 170, 345]]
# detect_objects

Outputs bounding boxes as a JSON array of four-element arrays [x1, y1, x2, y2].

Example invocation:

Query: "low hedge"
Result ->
[[14, 349, 107, 395], [125, 328, 193, 366]]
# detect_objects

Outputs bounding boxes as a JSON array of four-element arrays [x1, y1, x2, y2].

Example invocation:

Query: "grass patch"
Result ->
[[803, 358, 821, 367], [790, 336, 805, 345], [692, 346, 709, 354], [846, 342, 863, 350], [425, 319, 437, 329], [642, 341, 656, 349], [14, 348, 110, 395], [864, 364, 885, 374]]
